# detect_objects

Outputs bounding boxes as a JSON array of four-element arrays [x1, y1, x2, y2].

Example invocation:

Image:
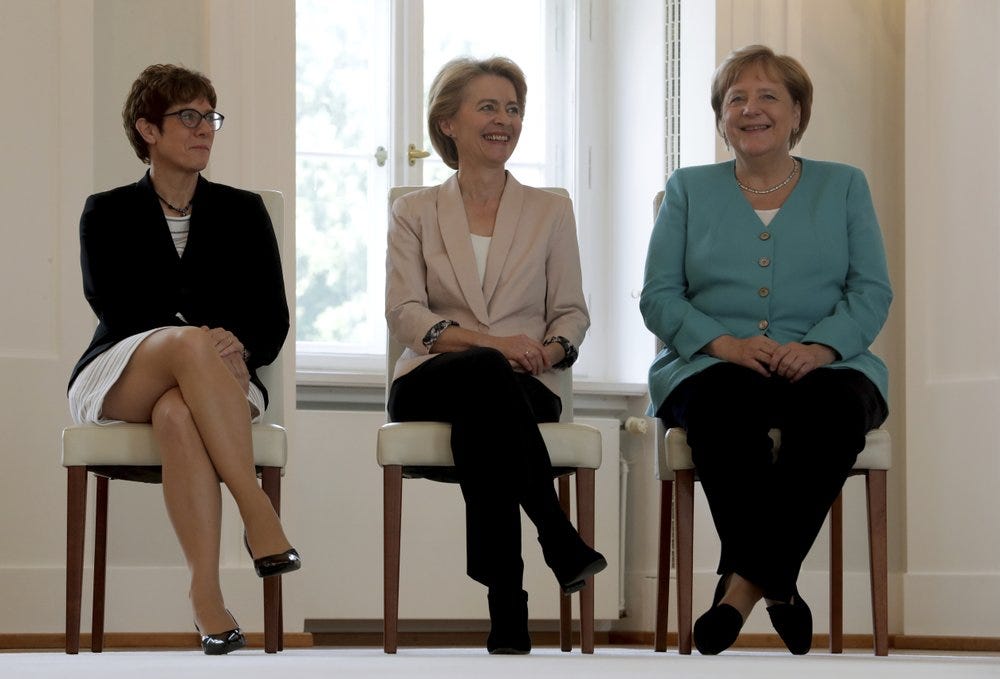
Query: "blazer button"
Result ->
[[758, 256, 770, 267], [758, 287, 770, 297], [760, 231, 771, 241], [758, 319, 769, 331]]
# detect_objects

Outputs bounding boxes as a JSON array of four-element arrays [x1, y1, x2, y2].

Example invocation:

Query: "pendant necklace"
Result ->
[[156, 192, 192, 217]]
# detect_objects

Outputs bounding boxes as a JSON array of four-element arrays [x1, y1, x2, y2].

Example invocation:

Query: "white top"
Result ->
[[165, 214, 191, 256], [469, 233, 492, 286], [755, 208, 780, 227]]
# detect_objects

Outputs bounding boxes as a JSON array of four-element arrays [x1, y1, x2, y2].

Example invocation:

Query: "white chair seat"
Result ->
[[62, 423, 287, 468], [657, 427, 891, 480], [377, 421, 602, 469]]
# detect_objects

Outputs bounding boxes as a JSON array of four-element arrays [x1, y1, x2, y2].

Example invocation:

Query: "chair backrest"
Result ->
[[386, 185, 575, 423], [254, 189, 285, 427]]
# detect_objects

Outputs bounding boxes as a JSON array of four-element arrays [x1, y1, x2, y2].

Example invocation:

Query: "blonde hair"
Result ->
[[427, 56, 527, 170]]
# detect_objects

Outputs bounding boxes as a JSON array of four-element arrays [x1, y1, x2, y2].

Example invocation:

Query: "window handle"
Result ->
[[374, 146, 388, 167], [407, 144, 431, 166]]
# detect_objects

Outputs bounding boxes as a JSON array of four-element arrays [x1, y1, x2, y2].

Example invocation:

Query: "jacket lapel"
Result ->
[[482, 172, 522, 304], [437, 175, 490, 324]]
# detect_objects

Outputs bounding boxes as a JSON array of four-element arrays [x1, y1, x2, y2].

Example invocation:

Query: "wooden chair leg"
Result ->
[[654, 478, 673, 652], [675, 469, 695, 655], [866, 470, 889, 656], [557, 475, 572, 652], [383, 465, 403, 654], [829, 490, 844, 653], [261, 466, 283, 653], [91, 475, 109, 653], [66, 467, 88, 654], [576, 468, 596, 655]]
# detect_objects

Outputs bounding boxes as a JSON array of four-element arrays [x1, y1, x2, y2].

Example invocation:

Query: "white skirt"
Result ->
[[68, 327, 265, 425]]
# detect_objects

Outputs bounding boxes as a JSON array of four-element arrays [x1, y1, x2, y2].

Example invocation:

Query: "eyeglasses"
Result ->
[[162, 108, 225, 131]]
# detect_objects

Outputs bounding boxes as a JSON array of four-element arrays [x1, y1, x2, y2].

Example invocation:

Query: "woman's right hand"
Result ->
[[491, 334, 551, 375], [704, 334, 780, 377]]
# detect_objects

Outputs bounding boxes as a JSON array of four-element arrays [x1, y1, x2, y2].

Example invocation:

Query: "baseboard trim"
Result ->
[[3, 630, 998, 653], [0, 632, 314, 651]]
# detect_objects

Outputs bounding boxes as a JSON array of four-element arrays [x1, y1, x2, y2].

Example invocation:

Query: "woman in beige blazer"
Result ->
[[385, 57, 606, 655]]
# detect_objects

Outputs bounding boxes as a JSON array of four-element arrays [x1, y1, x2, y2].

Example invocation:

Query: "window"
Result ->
[[295, 0, 576, 375]]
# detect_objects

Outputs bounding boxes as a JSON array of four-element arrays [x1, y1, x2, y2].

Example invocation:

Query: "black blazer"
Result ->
[[69, 172, 290, 407]]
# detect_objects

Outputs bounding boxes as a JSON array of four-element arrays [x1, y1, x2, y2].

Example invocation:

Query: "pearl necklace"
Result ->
[[156, 192, 192, 217], [735, 158, 799, 195]]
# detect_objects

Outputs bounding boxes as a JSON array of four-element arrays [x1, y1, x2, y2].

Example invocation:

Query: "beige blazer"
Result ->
[[386, 172, 590, 396]]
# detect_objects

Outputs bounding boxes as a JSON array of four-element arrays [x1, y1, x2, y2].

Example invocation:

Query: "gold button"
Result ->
[[758, 256, 770, 267], [758, 319, 769, 330], [760, 231, 771, 241], [758, 287, 769, 297]]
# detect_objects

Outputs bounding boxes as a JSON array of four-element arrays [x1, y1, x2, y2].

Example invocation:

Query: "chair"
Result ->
[[648, 190, 891, 656], [62, 190, 289, 654], [377, 186, 603, 654]]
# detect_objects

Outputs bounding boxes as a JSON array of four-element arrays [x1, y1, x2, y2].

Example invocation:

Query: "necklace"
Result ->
[[156, 192, 192, 217], [735, 158, 799, 195]]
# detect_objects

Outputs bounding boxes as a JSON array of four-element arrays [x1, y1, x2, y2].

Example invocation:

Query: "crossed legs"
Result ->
[[102, 326, 292, 634]]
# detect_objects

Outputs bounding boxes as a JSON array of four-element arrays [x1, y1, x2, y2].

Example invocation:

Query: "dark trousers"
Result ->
[[658, 362, 887, 601], [387, 347, 570, 590]]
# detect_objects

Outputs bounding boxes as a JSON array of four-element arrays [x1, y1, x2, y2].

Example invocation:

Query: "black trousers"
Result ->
[[657, 362, 887, 601], [387, 347, 570, 590]]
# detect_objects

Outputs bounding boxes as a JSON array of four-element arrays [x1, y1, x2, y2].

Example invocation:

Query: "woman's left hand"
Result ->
[[768, 342, 836, 381], [202, 326, 245, 359]]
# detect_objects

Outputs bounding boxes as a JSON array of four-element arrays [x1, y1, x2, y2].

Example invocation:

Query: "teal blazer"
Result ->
[[640, 158, 892, 416]]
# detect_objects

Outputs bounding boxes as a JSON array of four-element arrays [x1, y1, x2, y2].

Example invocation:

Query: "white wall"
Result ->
[[904, 0, 1000, 636], [0, 0, 997, 641]]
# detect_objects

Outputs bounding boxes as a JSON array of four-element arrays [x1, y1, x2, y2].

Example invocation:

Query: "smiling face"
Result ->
[[438, 74, 522, 171], [721, 63, 801, 163], [137, 97, 216, 175]]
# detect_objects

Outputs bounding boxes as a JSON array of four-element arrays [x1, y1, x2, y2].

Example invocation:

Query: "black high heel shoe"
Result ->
[[243, 532, 302, 578], [766, 587, 813, 655], [693, 574, 744, 655], [539, 533, 608, 594], [194, 611, 246, 655], [486, 588, 531, 655]]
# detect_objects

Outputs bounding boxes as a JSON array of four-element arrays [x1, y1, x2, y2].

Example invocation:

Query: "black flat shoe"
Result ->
[[195, 613, 246, 655], [244, 532, 302, 578], [486, 588, 531, 655], [767, 588, 813, 655], [693, 574, 745, 655]]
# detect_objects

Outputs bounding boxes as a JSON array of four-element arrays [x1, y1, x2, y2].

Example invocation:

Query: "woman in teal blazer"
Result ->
[[640, 46, 891, 656]]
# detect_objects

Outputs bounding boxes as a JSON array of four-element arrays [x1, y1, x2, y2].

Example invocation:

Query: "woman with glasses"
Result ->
[[67, 64, 298, 655]]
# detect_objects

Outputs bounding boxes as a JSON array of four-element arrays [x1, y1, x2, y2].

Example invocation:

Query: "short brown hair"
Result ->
[[711, 45, 813, 149], [122, 64, 217, 163], [427, 57, 527, 170]]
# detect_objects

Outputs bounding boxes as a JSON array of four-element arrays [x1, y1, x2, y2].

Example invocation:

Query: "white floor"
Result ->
[[3, 648, 999, 679]]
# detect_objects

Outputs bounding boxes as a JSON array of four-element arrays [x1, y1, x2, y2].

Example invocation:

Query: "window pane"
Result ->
[[422, 0, 548, 188], [296, 0, 388, 353]]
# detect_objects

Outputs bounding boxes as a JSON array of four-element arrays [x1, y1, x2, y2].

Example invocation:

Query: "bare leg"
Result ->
[[103, 328, 291, 562], [152, 388, 234, 634]]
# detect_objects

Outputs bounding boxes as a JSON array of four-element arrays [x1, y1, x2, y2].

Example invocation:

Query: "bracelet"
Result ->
[[543, 335, 578, 369], [422, 319, 459, 350]]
